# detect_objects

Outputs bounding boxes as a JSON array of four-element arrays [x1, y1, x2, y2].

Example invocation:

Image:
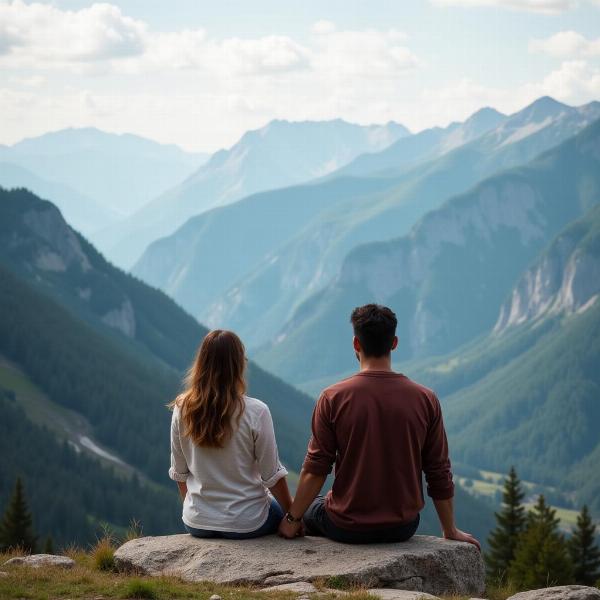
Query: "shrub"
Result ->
[[92, 531, 116, 572], [122, 579, 157, 599]]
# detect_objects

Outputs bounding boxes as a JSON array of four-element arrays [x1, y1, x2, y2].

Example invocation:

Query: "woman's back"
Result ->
[[170, 394, 287, 533]]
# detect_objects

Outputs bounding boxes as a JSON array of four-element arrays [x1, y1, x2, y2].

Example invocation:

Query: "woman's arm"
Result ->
[[177, 481, 188, 501], [268, 476, 292, 513]]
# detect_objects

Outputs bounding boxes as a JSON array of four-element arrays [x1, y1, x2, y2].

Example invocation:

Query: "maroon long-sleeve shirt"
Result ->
[[302, 370, 454, 531]]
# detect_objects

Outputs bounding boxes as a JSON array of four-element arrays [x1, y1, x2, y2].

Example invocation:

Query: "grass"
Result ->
[[0, 546, 559, 600]]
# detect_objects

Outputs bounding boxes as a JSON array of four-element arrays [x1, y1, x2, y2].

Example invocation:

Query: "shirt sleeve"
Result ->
[[253, 405, 288, 488], [168, 407, 190, 482], [422, 392, 454, 500], [302, 392, 336, 476]]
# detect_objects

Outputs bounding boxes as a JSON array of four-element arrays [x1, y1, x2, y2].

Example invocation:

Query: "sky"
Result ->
[[1, 0, 599, 152]]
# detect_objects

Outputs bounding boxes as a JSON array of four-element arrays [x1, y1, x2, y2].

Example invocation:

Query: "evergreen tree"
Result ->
[[486, 467, 527, 579], [509, 495, 574, 589], [0, 477, 37, 553], [568, 505, 600, 586], [43, 536, 54, 555]]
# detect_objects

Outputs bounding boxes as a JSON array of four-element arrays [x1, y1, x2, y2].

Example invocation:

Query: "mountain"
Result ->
[[0, 187, 315, 473], [335, 106, 506, 178], [99, 119, 409, 267], [0, 161, 118, 236], [407, 203, 600, 513], [133, 98, 600, 351], [254, 115, 600, 387], [0, 127, 206, 219]]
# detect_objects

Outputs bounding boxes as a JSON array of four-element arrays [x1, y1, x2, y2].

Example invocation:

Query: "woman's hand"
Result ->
[[278, 518, 304, 539]]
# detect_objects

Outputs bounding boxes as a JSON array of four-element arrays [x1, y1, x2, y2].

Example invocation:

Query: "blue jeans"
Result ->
[[184, 499, 284, 539], [303, 496, 420, 544]]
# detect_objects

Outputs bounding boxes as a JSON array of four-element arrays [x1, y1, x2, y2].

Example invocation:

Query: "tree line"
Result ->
[[486, 467, 600, 589]]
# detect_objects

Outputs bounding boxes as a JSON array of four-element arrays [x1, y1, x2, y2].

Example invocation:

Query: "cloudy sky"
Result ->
[[1, 0, 599, 152]]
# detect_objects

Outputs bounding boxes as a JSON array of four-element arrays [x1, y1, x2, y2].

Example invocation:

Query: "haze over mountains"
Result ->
[[97, 119, 409, 268], [0, 128, 207, 236]]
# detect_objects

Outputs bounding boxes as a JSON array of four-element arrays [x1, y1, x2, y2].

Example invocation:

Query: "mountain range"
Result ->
[[255, 113, 600, 386], [133, 97, 600, 354], [97, 119, 409, 267], [0, 186, 493, 545]]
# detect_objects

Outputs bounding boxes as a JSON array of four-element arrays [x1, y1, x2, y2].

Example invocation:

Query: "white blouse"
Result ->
[[169, 395, 288, 532]]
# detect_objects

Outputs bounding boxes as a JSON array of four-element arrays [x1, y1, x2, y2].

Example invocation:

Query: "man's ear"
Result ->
[[391, 336, 398, 351], [353, 336, 361, 353]]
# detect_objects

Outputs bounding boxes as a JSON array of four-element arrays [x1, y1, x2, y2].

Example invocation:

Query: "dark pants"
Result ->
[[303, 496, 420, 544], [184, 499, 284, 540]]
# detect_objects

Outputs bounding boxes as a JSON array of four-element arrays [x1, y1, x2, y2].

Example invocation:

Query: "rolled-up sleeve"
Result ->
[[168, 407, 190, 482], [302, 392, 336, 476], [253, 406, 288, 488], [422, 393, 454, 500]]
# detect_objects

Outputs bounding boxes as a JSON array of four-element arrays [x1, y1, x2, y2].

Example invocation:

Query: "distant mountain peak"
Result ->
[[513, 96, 569, 123]]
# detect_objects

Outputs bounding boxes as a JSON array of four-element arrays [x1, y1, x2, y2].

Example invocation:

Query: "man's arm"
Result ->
[[433, 497, 481, 550], [423, 394, 480, 550], [278, 470, 327, 538], [279, 392, 336, 539]]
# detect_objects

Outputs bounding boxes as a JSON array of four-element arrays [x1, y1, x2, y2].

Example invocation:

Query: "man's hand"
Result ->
[[443, 527, 481, 551], [278, 518, 304, 539]]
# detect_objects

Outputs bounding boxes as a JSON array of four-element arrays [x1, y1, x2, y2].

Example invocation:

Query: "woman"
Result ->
[[168, 330, 293, 538]]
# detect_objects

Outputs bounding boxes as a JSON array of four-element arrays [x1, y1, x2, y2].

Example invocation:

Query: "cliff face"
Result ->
[[495, 204, 600, 334], [2, 190, 137, 340]]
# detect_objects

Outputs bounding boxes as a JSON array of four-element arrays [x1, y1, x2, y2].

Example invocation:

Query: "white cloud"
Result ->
[[312, 28, 417, 79], [0, 1, 146, 67], [529, 31, 600, 57], [431, 0, 575, 14]]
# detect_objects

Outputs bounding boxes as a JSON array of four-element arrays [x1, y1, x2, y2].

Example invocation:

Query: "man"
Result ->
[[278, 304, 480, 548]]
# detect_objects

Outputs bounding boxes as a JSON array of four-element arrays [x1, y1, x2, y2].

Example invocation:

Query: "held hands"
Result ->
[[443, 527, 481, 551], [278, 518, 305, 539]]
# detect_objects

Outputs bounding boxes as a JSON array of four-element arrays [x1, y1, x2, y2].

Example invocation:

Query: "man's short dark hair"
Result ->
[[350, 304, 397, 357]]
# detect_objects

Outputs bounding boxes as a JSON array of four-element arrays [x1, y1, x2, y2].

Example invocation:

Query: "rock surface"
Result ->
[[260, 582, 319, 594], [367, 590, 440, 600], [507, 587, 600, 600], [114, 534, 484, 596], [2, 554, 75, 569]]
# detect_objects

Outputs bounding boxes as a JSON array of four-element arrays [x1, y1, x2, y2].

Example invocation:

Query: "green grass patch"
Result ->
[[122, 579, 157, 599]]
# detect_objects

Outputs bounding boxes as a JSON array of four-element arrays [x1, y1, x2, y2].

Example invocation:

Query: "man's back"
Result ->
[[302, 370, 454, 530]]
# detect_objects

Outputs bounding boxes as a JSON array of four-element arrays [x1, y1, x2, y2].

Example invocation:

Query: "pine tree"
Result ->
[[486, 466, 527, 579], [0, 477, 37, 553], [568, 505, 600, 586], [509, 495, 574, 589]]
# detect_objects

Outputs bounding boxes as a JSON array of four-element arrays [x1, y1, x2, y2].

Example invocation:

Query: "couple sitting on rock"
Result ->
[[169, 304, 480, 549]]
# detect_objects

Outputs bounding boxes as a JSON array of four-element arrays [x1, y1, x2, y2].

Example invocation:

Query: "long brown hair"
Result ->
[[170, 330, 246, 448]]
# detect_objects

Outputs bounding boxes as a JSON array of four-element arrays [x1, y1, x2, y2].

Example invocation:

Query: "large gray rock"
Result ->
[[507, 587, 600, 600], [2, 554, 75, 569], [114, 534, 484, 596]]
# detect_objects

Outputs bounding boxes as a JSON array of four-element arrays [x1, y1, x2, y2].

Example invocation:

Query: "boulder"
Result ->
[[507, 587, 600, 600], [114, 534, 484, 597], [2, 554, 75, 569]]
